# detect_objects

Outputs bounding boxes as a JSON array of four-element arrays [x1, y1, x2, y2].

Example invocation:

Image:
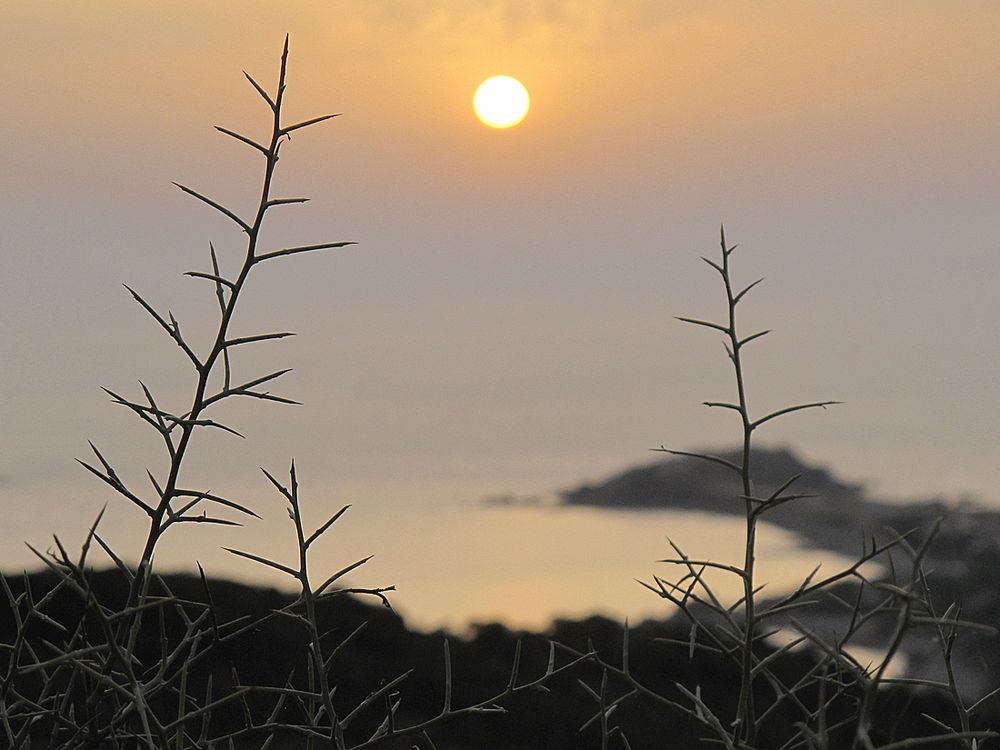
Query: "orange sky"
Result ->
[[6, 2, 998, 191]]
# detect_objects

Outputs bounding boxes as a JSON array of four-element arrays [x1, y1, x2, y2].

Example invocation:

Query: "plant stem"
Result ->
[[717, 228, 759, 744], [119, 39, 292, 651]]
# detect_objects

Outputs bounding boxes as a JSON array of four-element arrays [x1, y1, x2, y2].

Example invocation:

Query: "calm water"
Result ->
[[362, 501, 858, 632], [2, 477, 857, 633]]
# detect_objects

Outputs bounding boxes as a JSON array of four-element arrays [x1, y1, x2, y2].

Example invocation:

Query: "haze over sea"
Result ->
[[0, 453, 950, 633], [2, 2, 999, 630]]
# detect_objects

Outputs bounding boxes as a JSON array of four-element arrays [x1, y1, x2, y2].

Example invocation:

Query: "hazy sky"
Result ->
[[2, 2, 999, 626]]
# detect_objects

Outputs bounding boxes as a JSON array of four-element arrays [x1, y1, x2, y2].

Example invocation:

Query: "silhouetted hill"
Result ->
[[1, 569, 985, 748], [562, 446, 893, 553], [560, 446, 1000, 699], [564, 446, 864, 509]]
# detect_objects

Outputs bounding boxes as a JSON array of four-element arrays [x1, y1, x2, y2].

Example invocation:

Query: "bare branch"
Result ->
[[209, 242, 232, 390], [702, 401, 743, 413], [280, 113, 340, 135], [305, 505, 352, 549], [700, 255, 725, 277], [340, 670, 413, 730], [235, 391, 301, 405], [173, 489, 260, 519], [658, 557, 748, 579], [266, 197, 310, 207], [102, 387, 175, 443], [751, 401, 842, 430], [138, 380, 175, 459], [214, 125, 268, 155], [123, 285, 202, 369], [255, 240, 357, 263], [222, 331, 296, 349], [736, 329, 770, 348], [223, 548, 299, 578], [203, 368, 293, 408], [172, 182, 251, 234], [77, 442, 155, 517], [675, 316, 729, 335], [651, 447, 742, 475], [243, 70, 276, 110], [260, 466, 295, 503], [733, 277, 765, 305], [314, 555, 375, 597], [174, 417, 245, 438], [183, 271, 236, 289], [166, 515, 242, 528]]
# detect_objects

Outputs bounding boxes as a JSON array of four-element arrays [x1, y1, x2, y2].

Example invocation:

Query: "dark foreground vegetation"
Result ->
[[2, 569, 995, 749]]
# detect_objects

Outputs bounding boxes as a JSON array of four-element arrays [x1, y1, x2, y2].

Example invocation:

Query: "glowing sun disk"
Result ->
[[474, 76, 530, 129]]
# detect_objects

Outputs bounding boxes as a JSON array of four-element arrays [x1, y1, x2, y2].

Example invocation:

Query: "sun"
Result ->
[[473, 76, 530, 129]]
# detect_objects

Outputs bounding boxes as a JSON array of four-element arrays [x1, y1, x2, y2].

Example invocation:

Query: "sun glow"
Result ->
[[473, 76, 530, 129]]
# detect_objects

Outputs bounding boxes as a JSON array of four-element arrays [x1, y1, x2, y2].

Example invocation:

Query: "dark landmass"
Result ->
[[563, 446, 917, 555], [480, 492, 546, 507], [561, 446, 1000, 698], [1, 569, 991, 748]]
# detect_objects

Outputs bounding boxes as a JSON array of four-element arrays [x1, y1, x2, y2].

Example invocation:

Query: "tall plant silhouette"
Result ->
[[0, 37, 584, 750], [666, 228, 838, 741], [573, 230, 995, 749]]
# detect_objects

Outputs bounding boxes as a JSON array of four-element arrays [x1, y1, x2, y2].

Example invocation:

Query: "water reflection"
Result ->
[[347, 502, 859, 632], [3, 481, 858, 635]]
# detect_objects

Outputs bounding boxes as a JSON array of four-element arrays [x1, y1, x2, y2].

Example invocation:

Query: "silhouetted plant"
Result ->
[[573, 229, 997, 749], [0, 37, 584, 750]]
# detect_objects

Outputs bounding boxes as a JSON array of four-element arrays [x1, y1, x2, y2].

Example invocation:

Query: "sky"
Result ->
[[2, 1, 999, 628]]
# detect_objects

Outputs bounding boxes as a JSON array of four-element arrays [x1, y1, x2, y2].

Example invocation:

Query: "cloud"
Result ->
[[338, 0, 702, 47]]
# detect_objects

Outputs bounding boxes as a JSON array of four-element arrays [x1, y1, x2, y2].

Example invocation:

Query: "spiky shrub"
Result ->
[[574, 230, 997, 749], [0, 38, 583, 750]]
